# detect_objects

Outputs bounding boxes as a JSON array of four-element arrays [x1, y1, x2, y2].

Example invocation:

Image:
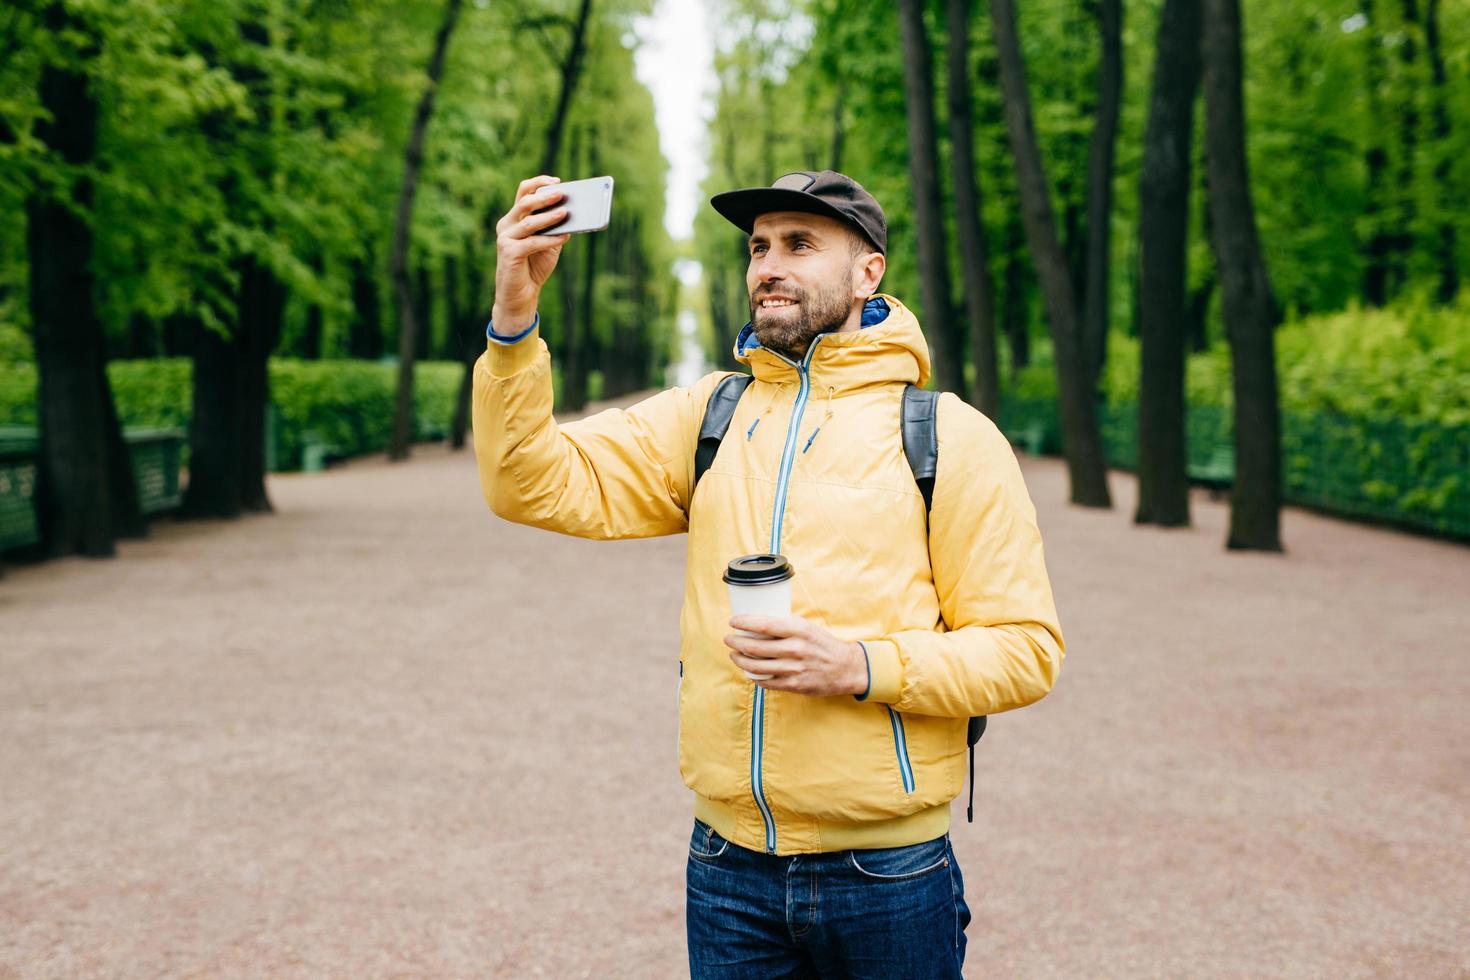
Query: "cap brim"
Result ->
[[709, 187, 856, 237]]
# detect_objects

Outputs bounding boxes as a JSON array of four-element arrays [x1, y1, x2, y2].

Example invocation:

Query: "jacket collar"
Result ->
[[732, 293, 932, 392]]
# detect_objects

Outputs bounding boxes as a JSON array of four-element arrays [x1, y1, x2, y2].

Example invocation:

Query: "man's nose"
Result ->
[[754, 254, 787, 284]]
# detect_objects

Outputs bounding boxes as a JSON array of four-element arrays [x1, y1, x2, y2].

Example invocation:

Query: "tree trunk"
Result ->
[[536, 0, 595, 176], [443, 252, 461, 363], [231, 17, 287, 513], [598, 215, 628, 397], [302, 304, 323, 359], [1203, 0, 1283, 552], [1135, 0, 1200, 528], [562, 126, 595, 412], [1186, 274, 1213, 353], [897, 0, 965, 398], [126, 315, 156, 359], [1425, 0, 1457, 302], [563, 217, 598, 412], [988, 0, 1111, 507], [1389, 0, 1420, 295], [1187, 156, 1215, 354], [27, 1, 140, 557], [625, 216, 653, 393], [1082, 0, 1122, 396], [1001, 212, 1030, 373], [451, 235, 484, 450], [237, 256, 286, 512], [413, 259, 432, 363], [946, 0, 1000, 419], [348, 253, 383, 359], [474, 0, 593, 368], [162, 314, 192, 357], [297, 254, 324, 359], [830, 79, 846, 172], [181, 318, 243, 519], [1361, 0, 1392, 306], [390, 0, 463, 461]]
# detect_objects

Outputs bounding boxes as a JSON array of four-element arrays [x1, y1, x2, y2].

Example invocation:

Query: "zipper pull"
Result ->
[[801, 387, 835, 454]]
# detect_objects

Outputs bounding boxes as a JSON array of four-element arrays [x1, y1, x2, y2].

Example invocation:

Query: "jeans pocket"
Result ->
[[689, 819, 731, 862], [847, 834, 951, 881]]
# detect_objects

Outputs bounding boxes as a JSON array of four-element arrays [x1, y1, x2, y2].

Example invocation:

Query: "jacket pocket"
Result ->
[[886, 706, 916, 795]]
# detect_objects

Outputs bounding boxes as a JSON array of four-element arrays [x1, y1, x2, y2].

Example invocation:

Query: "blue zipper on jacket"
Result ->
[[749, 334, 825, 854], [886, 706, 915, 793]]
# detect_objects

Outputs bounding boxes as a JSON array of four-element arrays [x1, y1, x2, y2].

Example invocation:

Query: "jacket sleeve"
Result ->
[[471, 325, 724, 540], [859, 393, 1066, 717]]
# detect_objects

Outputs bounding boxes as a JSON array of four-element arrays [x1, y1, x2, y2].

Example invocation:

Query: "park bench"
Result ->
[[299, 430, 342, 472], [0, 426, 185, 552], [1188, 445, 1235, 496], [1018, 418, 1048, 456]]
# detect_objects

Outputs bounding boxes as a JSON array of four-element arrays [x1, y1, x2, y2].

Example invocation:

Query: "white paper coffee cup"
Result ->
[[724, 554, 795, 681]]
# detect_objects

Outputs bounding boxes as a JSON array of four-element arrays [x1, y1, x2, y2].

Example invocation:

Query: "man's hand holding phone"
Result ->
[[491, 175, 571, 335]]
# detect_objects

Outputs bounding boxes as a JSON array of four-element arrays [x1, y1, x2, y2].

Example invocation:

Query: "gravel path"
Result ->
[[3, 394, 1467, 978]]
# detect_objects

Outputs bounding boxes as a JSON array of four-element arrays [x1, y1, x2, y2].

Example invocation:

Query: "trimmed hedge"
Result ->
[[1017, 299, 1470, 422], [1000, 301, 1470, 538], [0, 358, 464, 471], [270, 360, 461, 470]]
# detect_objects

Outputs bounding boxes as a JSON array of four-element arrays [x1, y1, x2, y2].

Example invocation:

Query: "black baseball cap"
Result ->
[[710, 170, 887, 255]]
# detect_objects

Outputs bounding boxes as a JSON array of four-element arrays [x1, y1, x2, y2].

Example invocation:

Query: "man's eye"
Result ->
[[751, 245, 766, 255]]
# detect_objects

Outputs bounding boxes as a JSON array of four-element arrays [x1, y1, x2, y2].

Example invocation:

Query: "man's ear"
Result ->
[[854, 252, 886, 299]]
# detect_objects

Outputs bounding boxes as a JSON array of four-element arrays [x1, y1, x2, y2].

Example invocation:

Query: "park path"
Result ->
[[3, 392, 1468, 979]]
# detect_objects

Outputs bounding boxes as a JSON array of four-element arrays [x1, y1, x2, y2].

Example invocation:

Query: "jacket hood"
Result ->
[[733, 293, 932, 391]]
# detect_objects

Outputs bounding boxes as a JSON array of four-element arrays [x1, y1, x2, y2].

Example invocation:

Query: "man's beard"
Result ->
[[748, 274, 853, 362]]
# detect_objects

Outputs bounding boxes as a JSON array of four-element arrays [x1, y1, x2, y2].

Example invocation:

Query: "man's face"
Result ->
[[746, 211, 863, 361]]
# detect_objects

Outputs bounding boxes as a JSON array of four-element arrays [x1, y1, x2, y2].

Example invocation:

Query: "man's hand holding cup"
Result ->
[[491, 175, 571, 334], [724, 614, 869, 698]]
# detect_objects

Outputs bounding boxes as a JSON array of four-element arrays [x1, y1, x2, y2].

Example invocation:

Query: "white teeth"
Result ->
[[761, 299, 796, 308]]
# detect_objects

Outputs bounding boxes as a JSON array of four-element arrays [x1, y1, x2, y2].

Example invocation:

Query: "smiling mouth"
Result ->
[[758, 298, 799, 309]]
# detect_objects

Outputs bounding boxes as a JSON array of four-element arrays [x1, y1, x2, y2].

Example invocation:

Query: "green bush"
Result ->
[[0, 321, 29, 368], [1274, 299, 1470, 425], [270, 359, 461, 469], [999, 300, 1470, 536], [0, 358, 465, 471], [0, 361, 36, 425], [1017, 298, 1470, 425], [109, 359, 193, 430]]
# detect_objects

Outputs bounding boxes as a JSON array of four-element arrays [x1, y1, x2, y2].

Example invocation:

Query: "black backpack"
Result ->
[[693, 373, 988, 823]]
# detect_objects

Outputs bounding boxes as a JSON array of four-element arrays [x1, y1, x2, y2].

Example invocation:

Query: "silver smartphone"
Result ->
[[533, 175, 614, 236]]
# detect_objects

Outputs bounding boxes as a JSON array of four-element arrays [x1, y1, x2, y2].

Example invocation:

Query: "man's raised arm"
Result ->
[[472, 174, 725, 540]]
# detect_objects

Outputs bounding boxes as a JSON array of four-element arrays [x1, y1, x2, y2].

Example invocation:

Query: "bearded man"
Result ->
[[474, 169, 1066, 978]]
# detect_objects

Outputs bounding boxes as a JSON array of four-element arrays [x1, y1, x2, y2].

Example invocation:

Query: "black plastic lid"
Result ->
[[723, 553, 795, 586]]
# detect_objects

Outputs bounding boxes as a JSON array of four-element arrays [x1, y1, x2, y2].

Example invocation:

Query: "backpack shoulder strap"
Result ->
[[694, 373, 754, 492], [900, 384, 939, 515], [902, 384, 988, 820]]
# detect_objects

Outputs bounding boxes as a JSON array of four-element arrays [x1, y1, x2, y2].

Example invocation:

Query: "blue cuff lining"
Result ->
[[853, 640, 872, 701], [487, 310, 539, 345]]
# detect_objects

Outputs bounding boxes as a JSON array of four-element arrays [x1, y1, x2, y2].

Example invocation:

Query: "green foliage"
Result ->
[[2, 0, 675, 363], [1020, 302, 1470, 423], [107, 359, 194, 430], [0, 361, 35, 426], [270, 359, 461, 468], [696, 0, 1470, 373], [0, 358, 463, 470], [1007, 303, 1470, 534], [0, 319, 28, 367], [1274, 299, 1470, 425]]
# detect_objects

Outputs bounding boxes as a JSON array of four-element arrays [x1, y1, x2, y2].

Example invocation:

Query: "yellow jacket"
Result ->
[[473, 293, 1065, 855]]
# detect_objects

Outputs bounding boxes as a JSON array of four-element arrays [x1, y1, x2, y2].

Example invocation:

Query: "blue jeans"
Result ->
[[685, 819, 970, 979]]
